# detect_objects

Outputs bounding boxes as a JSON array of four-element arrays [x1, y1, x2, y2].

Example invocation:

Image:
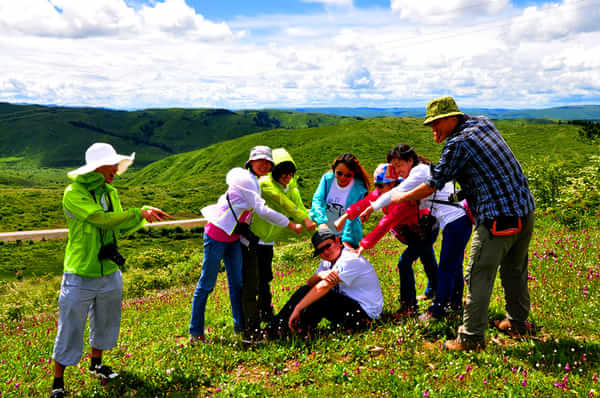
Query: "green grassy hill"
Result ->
[[0, 116, 598, 232], [125, 117, 597, 215], [0, 103, 360, 167]]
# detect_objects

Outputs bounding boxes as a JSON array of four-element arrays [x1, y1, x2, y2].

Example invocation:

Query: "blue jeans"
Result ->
[[189, 233, 244, 336], [428, 215, 473, 318], [397, 229, 439, 309]]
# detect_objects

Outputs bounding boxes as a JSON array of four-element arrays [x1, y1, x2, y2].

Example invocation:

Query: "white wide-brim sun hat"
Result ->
[[68, 143, 135, 177]]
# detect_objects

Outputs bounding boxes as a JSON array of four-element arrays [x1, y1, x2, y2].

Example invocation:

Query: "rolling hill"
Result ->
[[0, 103, 360, 167]]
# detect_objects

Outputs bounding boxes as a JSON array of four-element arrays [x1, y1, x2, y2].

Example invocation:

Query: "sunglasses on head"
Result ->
[[314, 242, 332, 256], [335, 171, 353, 178]]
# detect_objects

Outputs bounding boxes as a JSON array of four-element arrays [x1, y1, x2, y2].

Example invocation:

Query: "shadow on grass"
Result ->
[[98, 369, 213, 397], [504, 337, 600, 374]]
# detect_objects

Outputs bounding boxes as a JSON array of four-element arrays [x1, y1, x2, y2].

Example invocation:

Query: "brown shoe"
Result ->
[[493, 318, 532, 339], [443, 338, 484, 352]]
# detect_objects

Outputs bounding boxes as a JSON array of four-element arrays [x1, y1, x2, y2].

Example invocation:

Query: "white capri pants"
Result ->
[[52, 270, 123, 366]]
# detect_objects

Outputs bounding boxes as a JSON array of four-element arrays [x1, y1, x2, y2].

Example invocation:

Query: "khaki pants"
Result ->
[[458, 212, 535, 344]]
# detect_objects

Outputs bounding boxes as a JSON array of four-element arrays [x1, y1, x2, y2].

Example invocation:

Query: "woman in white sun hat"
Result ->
[[50, 143, 169, 398]]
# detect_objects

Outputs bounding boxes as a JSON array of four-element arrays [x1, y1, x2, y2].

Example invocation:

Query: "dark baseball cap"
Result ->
[[311, 227, 338, 257]]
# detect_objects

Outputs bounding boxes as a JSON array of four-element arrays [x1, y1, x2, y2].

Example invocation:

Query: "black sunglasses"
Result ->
[[335, 171, 353, 178], [314, 242, 332, 256]]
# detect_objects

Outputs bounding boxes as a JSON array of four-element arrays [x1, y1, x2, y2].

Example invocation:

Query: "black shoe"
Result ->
[[50, 388, 65, 398], [89, 364, 119, 379]]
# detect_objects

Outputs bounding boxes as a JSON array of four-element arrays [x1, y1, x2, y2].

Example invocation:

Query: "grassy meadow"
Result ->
[[0, 218, 599, 397], [1, 116, 599, 396]]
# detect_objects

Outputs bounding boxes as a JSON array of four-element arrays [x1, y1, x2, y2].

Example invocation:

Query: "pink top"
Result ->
[[205, 210, 251, 242]]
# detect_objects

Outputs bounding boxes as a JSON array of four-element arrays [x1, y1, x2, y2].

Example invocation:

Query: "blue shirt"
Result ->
[[426, 115, 535, 225]]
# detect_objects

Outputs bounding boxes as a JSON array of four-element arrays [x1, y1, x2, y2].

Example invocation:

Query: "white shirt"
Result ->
[[317, 248, 384, 319], [201, 168, 289, 235], [371, 163, 466, 231], [325, 178, 354, 236]]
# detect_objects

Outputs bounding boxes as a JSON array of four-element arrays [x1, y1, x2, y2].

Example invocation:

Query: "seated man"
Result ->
[[267, 227, 383, 339]]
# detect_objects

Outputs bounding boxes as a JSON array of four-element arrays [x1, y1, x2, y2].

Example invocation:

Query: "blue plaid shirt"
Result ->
[[426, 115, 535, 226]]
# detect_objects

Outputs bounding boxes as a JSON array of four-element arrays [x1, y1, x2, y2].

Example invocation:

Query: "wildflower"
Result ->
[[522, 379, 527, 386], [458, 374, 465, 381], [565, 363, 571, 372], [389, 369, 395, 375], [423, 390, 430, 397], [466, 365, 472, 372], [483, 378, 487, 386]]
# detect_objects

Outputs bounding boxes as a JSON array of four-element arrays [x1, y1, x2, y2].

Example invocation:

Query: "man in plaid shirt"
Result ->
[[363, 96, 535, 350]]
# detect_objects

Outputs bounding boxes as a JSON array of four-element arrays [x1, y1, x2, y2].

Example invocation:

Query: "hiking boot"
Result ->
[[89, 364, 119, 380], [443, 337, 484, 352], [50, 388, 65, 398], [493, 318, 532, 339]]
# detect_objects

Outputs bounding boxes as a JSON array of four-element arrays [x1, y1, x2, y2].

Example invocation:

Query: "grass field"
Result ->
[[0, 217, 599, 397], [1, 116, 599, 397]]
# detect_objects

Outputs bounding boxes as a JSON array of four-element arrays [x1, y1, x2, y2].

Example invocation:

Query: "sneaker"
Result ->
[[417, 292, 435, 301], [241, 330, 266, 345], [189, 334, 207, 345], [50, 388, 65, 398], [418, 311, 440, 324], [89, 364, 119, 380]]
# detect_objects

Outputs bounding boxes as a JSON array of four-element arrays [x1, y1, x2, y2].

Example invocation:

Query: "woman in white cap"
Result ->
[[191, 146, 302, 343], [50, 143, 168, 398]]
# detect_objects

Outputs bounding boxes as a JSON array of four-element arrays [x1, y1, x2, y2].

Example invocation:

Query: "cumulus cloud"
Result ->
[[0, 0, 599, 109], [390, 0, 510, 24], [506, 0, 600, 42], [0, 0, 232, 40]]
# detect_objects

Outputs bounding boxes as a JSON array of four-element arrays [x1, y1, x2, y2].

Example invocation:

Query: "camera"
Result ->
[[98, 243, 126, 266]]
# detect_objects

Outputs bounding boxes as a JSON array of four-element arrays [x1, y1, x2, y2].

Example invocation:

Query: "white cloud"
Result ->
[[0, 0, 599, 109], [390, 0, 510, 24], [506, 0, 600, 42]]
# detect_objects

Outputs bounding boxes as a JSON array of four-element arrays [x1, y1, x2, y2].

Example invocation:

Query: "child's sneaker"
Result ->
[[89, 364, 119, 379], [50, 388, 65, 398]]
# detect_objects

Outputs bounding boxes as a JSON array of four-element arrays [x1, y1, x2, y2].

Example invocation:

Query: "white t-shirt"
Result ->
[[325, 179, 354, 236], [317, 248, 384, 319], [372, 163, 466, 231]]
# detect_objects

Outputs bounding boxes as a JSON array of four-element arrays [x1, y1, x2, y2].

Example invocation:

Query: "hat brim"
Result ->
[[423, 111, 464, 126], [68, 153, 135, 177], [244, 156, 274, 169]]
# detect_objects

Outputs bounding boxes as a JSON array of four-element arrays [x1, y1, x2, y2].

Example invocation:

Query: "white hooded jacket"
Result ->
[[201, 167, 289, 235]]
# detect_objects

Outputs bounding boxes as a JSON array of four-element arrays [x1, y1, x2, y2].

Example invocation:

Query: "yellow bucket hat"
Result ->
[[423, 96, 464, 126]]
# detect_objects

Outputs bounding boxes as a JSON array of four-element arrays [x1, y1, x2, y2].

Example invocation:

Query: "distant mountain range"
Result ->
[[292, 105, 600, 120], [1, 101, 598, 169]]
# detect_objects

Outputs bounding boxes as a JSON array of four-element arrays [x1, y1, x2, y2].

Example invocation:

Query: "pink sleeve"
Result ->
[[346, 190, 380, 220]]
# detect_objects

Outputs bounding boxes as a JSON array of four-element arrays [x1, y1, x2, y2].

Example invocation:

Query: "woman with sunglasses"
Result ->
[[241, 148, 316, 341], [334, 163, 439, 316], [309, 153, 370, 249], [362, 144, 473, 322]]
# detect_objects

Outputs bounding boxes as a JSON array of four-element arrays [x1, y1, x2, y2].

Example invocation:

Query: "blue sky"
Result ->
[[1, 0, 599, 109]]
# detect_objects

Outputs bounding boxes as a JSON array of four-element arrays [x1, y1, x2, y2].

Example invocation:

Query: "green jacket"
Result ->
[[63, 172, 146, 277], [250, 149, 308, 243]]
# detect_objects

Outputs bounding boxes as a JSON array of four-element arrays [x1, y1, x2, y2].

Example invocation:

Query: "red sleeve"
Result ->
[[360, 201, 419, 249], [346, 190, 380, 220]]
